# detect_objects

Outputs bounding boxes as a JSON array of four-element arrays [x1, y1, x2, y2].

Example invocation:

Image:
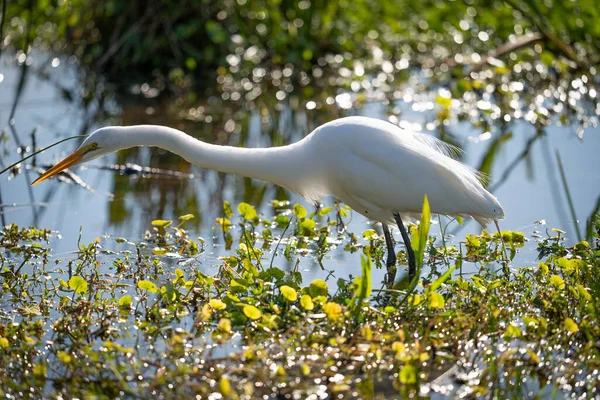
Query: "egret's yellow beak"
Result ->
[[31, 147, 86, 186]]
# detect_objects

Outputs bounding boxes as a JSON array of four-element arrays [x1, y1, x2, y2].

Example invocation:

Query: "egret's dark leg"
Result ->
[[393, 213, 416, 279], [382, 224, 397, 286]]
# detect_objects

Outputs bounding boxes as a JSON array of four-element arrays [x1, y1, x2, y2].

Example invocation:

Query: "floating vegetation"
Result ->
[[1, 203, 598, 398]]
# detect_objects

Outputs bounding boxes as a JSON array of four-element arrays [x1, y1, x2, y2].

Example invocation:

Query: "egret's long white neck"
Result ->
[[116, 125, 313, 194]]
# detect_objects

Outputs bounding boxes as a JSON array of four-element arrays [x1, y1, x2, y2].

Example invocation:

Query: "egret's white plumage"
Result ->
[[32, 116, 504, 281]]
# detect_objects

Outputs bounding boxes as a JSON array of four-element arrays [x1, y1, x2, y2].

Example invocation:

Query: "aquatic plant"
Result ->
[[1, 202, 598, 398]]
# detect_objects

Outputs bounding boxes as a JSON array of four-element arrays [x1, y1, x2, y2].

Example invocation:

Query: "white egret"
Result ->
[[31, 116, 504, 283]]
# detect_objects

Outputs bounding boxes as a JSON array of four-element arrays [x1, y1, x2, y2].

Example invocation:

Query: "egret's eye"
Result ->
[[90, 143, 98, 150]]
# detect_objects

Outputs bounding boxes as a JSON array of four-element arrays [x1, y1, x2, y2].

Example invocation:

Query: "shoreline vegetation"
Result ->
[[1, 203, 599, 398]]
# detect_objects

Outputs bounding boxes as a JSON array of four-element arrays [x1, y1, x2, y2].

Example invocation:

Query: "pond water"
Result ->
[[1, 53, 599, 286]]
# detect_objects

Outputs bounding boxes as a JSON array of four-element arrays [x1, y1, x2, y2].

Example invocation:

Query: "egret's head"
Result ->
[[31, 127, 122, 185], [490, 196, 505, 220]]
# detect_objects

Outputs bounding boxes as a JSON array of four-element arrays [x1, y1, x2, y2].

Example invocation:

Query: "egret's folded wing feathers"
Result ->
[[409, 132, 463, 160]]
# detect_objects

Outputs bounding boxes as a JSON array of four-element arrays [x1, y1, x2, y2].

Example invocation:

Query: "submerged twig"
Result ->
[[0, 187, 6, 227], [555, 150, 582, 242], [488, 130, 544, 193]]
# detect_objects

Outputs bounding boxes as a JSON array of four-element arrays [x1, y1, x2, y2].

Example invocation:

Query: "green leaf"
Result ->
[[57, 351, 72, 364], [415, 195, 431, 259], [323, 302, 342, 320], [550, 275, 565, 290], [275, 215, 290, 227], [238, 202, 257, 220], [243, 305, 262, 320], [152, 247, 168, 256], [408, 293, 423, 306], [399, 364, 417, 384], [151, 220, 172, 228], [428, 292, 445, 308], [429, 266, 455, 292], [223, 201, 233, 218], [357, 255, 372, 298], [564, 318, 578, 333], [219, 376, 231, 396], [309, 279, 328, 297], [68, 276, 88, 295], [435, 95, 452, 108], [577, 285, 592, 301], [293, 203, 307, 219], [280, 285, 298, 302], [210, 299, 227, 310], [215, 218, 232, 232], [504, 323, 522, 339], [178, 214, 195, 224], [301, 363, 311, 376], [231, 279, 249, 294], [318, 207, 332, 216], [119, 295, 132, 308], [138, 280, 158, 293], [362, 229, 378, 240], [33, 363, 47, 378], [300, 219, 316, 233], [300, 294, 314, 310], [217, 318, 232, 333]]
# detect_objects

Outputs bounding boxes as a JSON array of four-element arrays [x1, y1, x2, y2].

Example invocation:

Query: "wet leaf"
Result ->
[[217, 318, 232, 334], [243, 305, 262, 320], [300, 294, 314, 310], [550, 275, 565, 290], [68, 276, 88, 295], [151, 220, 172, 228], [238, 202, 257, 220], [215, 217, 232, 232], [219, 376, 231, 396], [57, 352, 72, 364], [504, 323, 522, 339], [210, 299, 227, 310], [564, 318, 579, 333], [399, 364, 417, 384], [223, 201, 233, 218], [138, 280, 158, 293], [318, 206, 332, 216], [309, 279, 328, 297], [293, 203, 307, 219], [178, 214, 195, 223], [323, 302, 343, 320], [119, 295, 132, 308], [280, 285, 298, 302], [362, 229, 378, 240], [409, 294, 422, 306], [428, 292, 445, 308]]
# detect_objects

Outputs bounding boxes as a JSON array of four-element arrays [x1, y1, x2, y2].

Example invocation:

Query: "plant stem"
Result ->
[[0, 135, 89, 177], [555, 150, 582, 242]]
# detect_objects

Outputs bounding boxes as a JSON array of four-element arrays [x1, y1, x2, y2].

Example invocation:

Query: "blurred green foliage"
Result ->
[[5, 0, 599, 85]]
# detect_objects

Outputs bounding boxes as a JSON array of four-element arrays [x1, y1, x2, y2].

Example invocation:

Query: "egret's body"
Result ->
[[32, 116, 504, 283]]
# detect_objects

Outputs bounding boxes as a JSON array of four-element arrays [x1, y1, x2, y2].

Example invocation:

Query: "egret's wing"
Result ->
[[328, 136, 491, 221], [407, 131, 489, 185], [409, 132, 462, 159]]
